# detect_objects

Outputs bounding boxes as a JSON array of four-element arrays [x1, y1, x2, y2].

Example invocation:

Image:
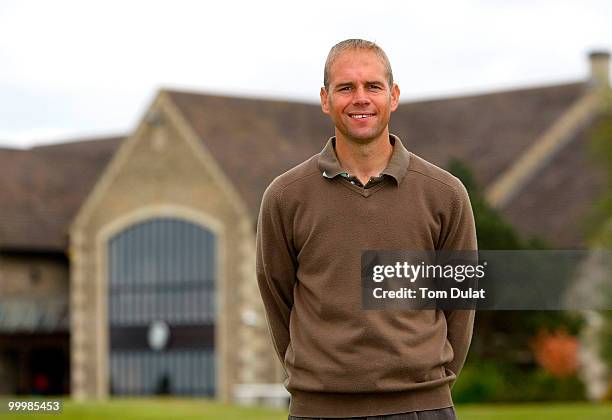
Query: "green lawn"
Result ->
[[0, 398, 610, 420]]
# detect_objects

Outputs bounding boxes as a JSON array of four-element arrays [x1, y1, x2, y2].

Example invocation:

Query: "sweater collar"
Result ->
[[318, 133, 411, 185]]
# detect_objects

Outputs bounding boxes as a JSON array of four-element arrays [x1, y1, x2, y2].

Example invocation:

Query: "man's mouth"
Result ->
[[349, 113, 375, 120]]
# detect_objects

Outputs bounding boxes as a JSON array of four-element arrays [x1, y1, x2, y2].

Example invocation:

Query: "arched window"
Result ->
[[108, 218, 216, 396]]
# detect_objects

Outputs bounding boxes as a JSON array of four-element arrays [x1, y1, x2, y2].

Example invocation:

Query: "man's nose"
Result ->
[[352, 86, 370, 106]]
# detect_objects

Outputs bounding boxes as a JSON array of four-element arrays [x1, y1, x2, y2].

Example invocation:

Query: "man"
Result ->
[[256, 39, 477, 419]]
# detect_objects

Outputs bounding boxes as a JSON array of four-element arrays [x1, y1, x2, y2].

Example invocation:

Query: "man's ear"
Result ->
[[390, 83, 400, 112], [320, 87, 330, 115]]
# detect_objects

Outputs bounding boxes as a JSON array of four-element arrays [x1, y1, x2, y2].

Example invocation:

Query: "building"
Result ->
[[0, 52, 609, 401]]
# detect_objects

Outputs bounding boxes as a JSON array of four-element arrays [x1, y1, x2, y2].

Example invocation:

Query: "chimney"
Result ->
[[589, 50, 610, 89]]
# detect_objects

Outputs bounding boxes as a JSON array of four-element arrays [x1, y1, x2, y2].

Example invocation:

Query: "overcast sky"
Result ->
[[1, 0, 611, 148]]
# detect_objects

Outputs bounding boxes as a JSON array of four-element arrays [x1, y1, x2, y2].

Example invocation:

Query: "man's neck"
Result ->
[[334, 130, 393, 186]]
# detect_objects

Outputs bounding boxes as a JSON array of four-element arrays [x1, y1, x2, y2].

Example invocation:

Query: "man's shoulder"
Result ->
[[406, 151, 468, 198], [263, 154, 321, 201]]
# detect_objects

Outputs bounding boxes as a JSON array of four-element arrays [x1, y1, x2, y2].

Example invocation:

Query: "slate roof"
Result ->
[[503, 120, 606, 247], [166, 91, 333, 217], [167, 82, 591, 219], [0, 137, 123, 251], [0, 81, 604, 250]]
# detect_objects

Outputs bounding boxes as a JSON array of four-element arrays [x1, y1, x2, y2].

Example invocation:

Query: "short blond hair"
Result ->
[[323, 39, 394, 90]]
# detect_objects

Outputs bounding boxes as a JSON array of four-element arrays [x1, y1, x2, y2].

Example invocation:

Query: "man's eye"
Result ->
[[369, 84, 381, 89], [339, 86, 351, 91]]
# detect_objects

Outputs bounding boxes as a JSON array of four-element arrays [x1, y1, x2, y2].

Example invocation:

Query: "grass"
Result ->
[[0, 398, 610, 419], [457, 402, 611, 420]]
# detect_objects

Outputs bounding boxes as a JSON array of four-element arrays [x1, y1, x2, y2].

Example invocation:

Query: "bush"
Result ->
[[453, 362, 585, 403], [453, 362, 506, 403]]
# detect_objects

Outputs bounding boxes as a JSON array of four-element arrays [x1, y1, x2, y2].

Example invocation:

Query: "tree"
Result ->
[[581, 109, 612, 400], [447, 159, 583, 402]]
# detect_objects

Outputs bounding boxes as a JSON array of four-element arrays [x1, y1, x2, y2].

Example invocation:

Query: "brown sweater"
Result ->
[[256, 135, 477, 418]]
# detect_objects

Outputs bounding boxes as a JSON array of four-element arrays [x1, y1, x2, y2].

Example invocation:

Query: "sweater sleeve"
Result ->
[[256, 183, 298, 369], [439, 181, 478, 388]]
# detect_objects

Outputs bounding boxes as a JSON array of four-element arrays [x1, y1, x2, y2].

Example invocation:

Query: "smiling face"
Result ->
[[320, 48, 400, 145]]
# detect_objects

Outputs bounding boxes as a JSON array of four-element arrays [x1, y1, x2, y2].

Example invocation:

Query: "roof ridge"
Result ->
[[163, 87, 321, 106], [163, 80, 587, 108], [30, 134, 126, 151], [402, 80, 587, 105]]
